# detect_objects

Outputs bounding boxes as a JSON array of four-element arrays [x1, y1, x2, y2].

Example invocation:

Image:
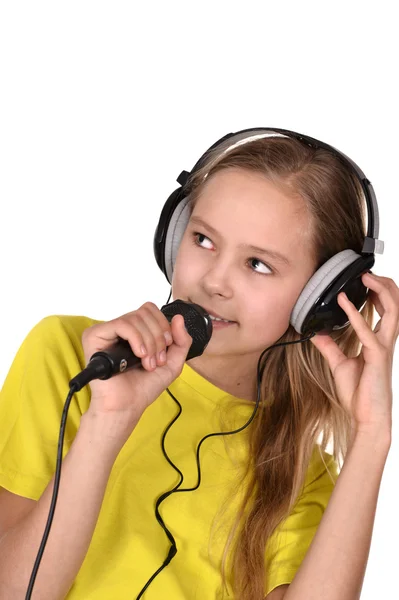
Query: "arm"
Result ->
[[292, 270, 398, 599], [0, 306, 191, 600], [0, 411, 132, 600], [284, 431, 391, 600]]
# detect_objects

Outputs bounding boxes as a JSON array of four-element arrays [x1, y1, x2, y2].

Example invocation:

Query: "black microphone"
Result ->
[[69, 300, 212, 392]]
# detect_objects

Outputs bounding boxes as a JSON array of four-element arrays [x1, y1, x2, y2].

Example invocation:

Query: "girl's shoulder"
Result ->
[[0, 314, 102, 500]]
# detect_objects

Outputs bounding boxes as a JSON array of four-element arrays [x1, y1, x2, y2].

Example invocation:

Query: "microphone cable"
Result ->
[[134, 329, 316, 598], [25, 384, 78, 599]]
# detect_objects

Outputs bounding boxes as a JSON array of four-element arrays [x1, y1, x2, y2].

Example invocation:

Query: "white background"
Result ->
[[0, 1, 397, 597]]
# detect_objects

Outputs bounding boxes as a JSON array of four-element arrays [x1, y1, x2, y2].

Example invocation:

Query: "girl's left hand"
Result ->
[[310, 272, 399, 442]]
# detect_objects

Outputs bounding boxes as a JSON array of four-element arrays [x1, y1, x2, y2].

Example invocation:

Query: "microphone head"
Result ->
[[160, 299, 213, 360]]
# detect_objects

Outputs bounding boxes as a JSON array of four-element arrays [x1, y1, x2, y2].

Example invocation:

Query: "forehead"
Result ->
[[191, 168, 313, 248]]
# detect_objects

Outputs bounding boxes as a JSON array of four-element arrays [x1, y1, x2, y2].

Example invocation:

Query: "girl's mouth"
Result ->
[[208, 315, 236, 328]]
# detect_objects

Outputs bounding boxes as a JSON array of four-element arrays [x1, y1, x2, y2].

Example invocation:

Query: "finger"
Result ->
[[373, 317, 382, 334], [310, 332, 348, 376], [135, 306, 171, 368], [171, 315, 192, 347], [111, 307, 169, 371], [140, 302, 174, 343], [361, 273, 399, 347], [83, 316, 151, 373], [161, 315, 193, 371], [106, 314, 160, 372], [367, 289, 385, 318], [362, 273, 386, 317], [337, 291, 384, 356]]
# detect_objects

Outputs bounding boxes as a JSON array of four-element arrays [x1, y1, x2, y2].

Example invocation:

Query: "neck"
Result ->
[[186, 353, 259, 401]]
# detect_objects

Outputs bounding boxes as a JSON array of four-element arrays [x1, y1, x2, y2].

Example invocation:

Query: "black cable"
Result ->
[[135, 396, 184, 598], [134, 330, 316, 598], [25, 383, 79, 599], [135, 286, 184, 598]]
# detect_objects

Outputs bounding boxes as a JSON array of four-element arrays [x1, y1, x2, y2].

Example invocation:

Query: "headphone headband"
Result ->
[[176, 127, 384, 255]]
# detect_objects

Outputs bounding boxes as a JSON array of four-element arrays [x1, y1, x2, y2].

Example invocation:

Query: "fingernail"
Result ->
[[141, 345, 147, 355], [150, 356, 156, 369], [159, 350, 166, 362], [164, 331, 173, 345]]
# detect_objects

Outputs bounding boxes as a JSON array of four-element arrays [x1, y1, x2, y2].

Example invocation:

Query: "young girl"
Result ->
[[0, 128, 397, 600]]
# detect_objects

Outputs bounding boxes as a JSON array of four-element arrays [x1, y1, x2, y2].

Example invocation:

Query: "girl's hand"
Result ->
[[309, 272, 399, 442], [81, 302, 192, 429]]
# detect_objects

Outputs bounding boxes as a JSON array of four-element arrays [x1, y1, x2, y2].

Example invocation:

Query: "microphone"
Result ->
[[69, 300, 212, 392]]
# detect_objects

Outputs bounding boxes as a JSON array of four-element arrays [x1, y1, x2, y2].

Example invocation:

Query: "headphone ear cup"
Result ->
[[154, 187, 181, 275], [290, 250, 374, 335], [154, 185, 191, 283], [162, 195, 192, 284]]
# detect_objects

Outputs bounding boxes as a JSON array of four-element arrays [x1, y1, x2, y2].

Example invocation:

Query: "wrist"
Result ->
[[78, 408, 141, 460], [350, 425, 391, 456]]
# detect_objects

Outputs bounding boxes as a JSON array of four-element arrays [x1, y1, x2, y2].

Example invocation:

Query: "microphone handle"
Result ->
[[68, 338, 136, 392], [90, 338, 141, 378], [69, 300, 212, 392]]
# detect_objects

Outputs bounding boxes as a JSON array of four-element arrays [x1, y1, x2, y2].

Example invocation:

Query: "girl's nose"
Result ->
[[201, 261, 234, 298]]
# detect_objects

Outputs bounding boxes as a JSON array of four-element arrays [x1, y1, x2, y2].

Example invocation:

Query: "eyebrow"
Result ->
[[189, 216, 292, 266]]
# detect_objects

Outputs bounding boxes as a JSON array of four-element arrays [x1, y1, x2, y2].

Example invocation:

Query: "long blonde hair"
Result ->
[[185, 135, 375, 599]]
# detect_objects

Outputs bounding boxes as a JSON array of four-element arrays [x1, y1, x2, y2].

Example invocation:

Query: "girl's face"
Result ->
[[172, 168, 318, 364]]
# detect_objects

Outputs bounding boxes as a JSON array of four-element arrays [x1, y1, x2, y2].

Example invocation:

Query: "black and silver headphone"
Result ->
[[154, 127, 385, 336]]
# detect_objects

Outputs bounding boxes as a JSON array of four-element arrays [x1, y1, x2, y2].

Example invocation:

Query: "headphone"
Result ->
[[154, 127, 385, 336]]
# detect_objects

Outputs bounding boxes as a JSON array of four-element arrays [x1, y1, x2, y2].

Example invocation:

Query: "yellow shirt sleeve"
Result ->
[[265, 447, 339, 595], [0, 315, 99, 500]]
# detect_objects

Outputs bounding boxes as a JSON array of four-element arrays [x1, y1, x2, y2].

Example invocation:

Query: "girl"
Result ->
[[0, 128, 397, 600]]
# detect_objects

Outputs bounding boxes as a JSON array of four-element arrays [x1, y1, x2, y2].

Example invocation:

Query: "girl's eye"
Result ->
[[192, 232, 273, 275], [192, 232, 214, 249], [248, 258, 273, 275]]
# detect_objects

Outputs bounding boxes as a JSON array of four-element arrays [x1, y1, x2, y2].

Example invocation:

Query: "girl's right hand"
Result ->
[[81, 302, 192, 429]]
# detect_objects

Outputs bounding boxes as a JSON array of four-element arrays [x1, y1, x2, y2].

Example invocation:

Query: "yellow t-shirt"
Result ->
[[0, 315, 339, 598]]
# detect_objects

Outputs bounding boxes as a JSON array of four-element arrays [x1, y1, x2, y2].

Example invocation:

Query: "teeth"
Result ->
[[209, 315, 231, 323]]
